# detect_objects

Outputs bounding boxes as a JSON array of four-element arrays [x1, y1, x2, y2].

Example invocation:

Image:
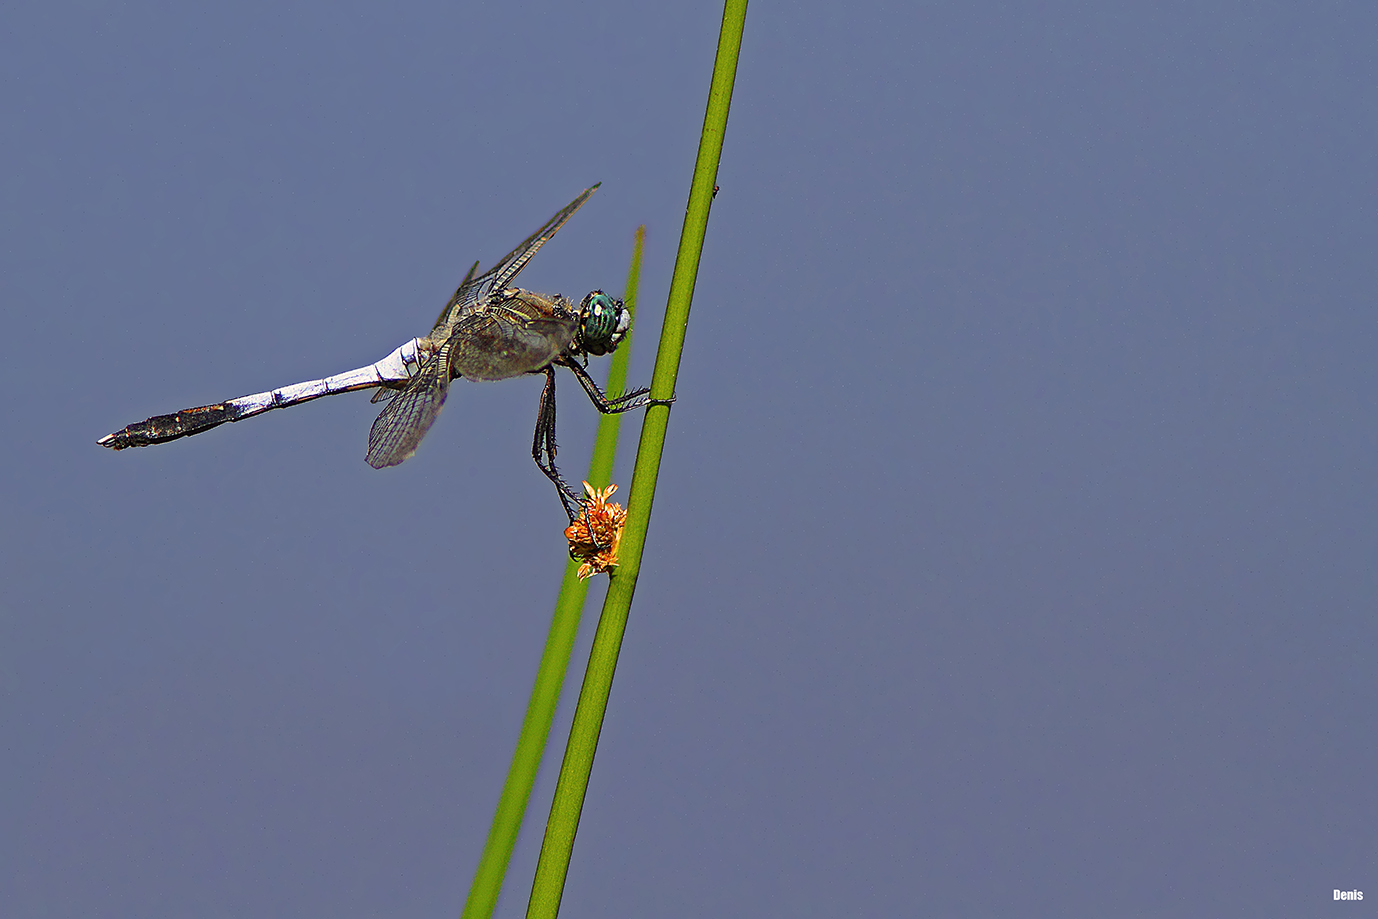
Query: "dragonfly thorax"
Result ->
[[575, 291, 630, 356]]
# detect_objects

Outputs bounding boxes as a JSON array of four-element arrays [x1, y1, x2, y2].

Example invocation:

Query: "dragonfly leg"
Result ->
[[560, 358, 661, 414], [533, 365, 587, 522]]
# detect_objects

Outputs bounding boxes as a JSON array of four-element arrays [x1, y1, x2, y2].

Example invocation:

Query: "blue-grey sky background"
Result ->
[[4, 3, 1375, 917]]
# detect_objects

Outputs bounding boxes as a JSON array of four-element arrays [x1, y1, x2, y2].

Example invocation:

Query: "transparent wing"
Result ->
[[431, 260, 480, 331], [444, 305, 575, 381], [431, 184, 600, 330], [365, 345, 451, 468]]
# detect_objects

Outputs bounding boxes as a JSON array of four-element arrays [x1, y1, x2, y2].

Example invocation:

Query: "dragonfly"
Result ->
[[99, 184, 657, 521]]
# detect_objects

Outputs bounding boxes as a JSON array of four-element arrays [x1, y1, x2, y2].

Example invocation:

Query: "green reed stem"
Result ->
[[461, 226, 646, 919], [526, 2, 748, 916]]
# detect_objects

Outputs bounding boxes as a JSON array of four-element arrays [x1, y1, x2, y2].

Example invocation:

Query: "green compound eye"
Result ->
[[578, 291, 629, 357], [582, 293, 619, 342]]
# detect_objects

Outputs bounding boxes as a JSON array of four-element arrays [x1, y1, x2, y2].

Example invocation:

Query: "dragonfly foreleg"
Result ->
[[560, 358, 655, 414]]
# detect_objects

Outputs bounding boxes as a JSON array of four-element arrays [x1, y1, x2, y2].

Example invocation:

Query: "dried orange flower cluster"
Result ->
[[564, 481, 627, 580]]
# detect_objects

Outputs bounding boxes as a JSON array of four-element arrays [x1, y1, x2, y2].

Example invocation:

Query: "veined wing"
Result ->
[[365, 344, 451, 468], [431, 184, 600, 332], [431, 259, 480, 332], [444, 304, 576, 382]]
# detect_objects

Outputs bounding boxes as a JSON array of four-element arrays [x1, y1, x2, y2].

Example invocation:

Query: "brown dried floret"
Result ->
[[564, 481, 627, 580]]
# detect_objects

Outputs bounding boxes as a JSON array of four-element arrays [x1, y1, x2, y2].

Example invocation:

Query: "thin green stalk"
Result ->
[[461, 227, 646, 919], [526, 3, 748, 916]]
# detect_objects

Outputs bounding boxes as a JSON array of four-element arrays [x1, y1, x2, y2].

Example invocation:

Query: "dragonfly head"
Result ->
[[576, 291, 630, 356]]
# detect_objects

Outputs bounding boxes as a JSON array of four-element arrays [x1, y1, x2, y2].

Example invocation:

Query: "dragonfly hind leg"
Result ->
[[533, 365, 587, 522]]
